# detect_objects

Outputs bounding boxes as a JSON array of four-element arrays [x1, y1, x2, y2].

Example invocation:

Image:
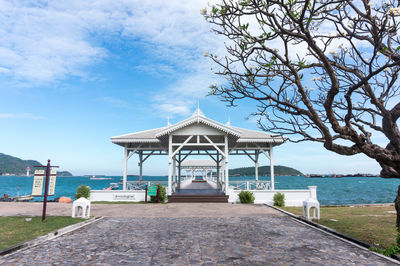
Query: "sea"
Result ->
[[1, 175, 399, 206]]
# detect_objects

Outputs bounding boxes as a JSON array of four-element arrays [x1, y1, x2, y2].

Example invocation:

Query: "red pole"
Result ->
[[42, 159, 51, 221]]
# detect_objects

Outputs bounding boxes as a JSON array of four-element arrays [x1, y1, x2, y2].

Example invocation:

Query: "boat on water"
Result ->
[[1, 194, 33, 202], [104, 183, 119, 190], [90, 176, 112, 180]]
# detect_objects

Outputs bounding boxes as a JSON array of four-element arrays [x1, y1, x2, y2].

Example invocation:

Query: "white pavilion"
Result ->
[[89, 108, 318, 205]]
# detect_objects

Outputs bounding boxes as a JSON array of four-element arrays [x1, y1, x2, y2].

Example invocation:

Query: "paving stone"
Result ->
[[0, 207, 396, 265]]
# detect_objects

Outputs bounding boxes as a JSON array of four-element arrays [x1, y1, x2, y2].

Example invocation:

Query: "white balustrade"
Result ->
[[230, 180, 271, 191]]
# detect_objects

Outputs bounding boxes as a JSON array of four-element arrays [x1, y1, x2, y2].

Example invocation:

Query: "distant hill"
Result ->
[[0, 153, 73, 176], [57, 171, 73, 177], [229, 165, 303, 176]]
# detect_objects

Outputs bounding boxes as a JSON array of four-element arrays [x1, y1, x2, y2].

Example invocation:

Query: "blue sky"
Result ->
[[0, 0, 382, 176]]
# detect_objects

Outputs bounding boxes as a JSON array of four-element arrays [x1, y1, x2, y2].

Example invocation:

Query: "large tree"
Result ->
[[203, 0, 400, 177]]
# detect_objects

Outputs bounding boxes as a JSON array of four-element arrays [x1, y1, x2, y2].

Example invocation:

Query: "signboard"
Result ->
[[147, 186, 158, 196], [48, 170, 57, 196], [32, 170, 44, 196], [113, 194, 136, 201]]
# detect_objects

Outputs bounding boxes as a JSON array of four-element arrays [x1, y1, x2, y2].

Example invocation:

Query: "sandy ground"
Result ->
[[0, 202, 282, 217]]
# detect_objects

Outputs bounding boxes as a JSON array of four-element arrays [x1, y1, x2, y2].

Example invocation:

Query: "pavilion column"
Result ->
[[123, 146, 128, 191], [178, 152, 181, 190], [255, 150, 259, 182], [168, 135, 173, 195], [173, 156, 176, 190], [224, 135, 229, 193], [269, 146, 275, 190], [139, 150, 143, 182], [216, 152, 220, 189], [221, 158, 225, 187]]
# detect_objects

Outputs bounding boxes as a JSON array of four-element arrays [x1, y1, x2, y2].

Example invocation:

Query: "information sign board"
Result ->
[[113, 194, 136, 201], [32, 170, 44, 196], [48, 170, 57, 196], [147, 186, 158, 196]]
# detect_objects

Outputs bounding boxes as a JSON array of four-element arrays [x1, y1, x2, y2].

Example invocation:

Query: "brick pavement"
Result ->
[[0, 203, 396, 265]]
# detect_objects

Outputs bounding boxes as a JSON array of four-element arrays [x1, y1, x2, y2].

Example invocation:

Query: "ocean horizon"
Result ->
[[1, 175, 399, 206]]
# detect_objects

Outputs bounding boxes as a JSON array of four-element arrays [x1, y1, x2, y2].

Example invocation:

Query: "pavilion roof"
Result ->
[[111, 108, 285, 146], [155, 112, 241, 138]]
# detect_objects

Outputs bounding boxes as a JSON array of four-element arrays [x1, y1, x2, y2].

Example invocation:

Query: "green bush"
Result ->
[[150, 184, 167, 203], [273, 192, 285, 207], [238, 190, 255, 204], [370, 245, 400, 257], [75, 185, 90, 199]]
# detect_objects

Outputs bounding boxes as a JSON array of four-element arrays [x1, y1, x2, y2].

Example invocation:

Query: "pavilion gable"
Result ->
[[155, 115, 241, 138]]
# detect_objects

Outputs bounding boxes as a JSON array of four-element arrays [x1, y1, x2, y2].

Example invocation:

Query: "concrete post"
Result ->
[[216, 152, 220, 189], [173, 156, 176, 189], [255, 150, 259, 182], [123, 146, 128, 191], [270, 146, 275, 190], [224, 135, 229, 193], [139, 150, 143, 182], [178, 152, 181, 189], [168, 135, 173, 195]]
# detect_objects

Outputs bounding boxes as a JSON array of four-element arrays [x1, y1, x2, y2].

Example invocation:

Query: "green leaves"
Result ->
[[298, 60, 309, 70], [239, 40, 247, 50], [220, 6, 227, 15], [241, 23, 249, 31], [262, 62, 274, 68]]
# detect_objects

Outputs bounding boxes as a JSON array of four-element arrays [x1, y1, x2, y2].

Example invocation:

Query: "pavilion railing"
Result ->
[[230, 181, 271, 191], [125, 181, 167, 190]]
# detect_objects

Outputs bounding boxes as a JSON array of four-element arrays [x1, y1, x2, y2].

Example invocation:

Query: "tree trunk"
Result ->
[[378, 142, 400, 178], [380, 163, 400, 178], [395, 186, 400, 228]]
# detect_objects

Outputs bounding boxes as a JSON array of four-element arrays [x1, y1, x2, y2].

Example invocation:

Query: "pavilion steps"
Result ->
[[168, 194, 229, 203], [192, 180, 207, 183]]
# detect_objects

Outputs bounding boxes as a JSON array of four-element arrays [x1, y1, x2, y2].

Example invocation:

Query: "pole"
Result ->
[[145, 185, 148, 203], [42, 160, 50, 221]]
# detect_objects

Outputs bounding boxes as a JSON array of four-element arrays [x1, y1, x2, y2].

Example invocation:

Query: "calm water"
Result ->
[[1, 175, 399, 205]]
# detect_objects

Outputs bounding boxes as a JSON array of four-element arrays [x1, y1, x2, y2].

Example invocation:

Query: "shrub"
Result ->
[[238, 190, 255, 204], [75, 185, 90, 199], [370, 245, 400, 257], [150, 184, 167, 203], [273, 192, 285, 207]]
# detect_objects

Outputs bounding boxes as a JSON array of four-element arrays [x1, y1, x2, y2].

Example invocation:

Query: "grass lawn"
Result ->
[[0, 216, 85, 250], [281, 205, 397, 249]]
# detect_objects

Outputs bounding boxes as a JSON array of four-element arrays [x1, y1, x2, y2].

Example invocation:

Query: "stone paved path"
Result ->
[[0, 204, 395, 265]]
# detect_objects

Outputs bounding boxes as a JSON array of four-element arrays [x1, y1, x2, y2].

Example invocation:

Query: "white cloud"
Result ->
[[0, 113, 43, 119], [0, 0, 224, 115], [0, 0, 222, 82]]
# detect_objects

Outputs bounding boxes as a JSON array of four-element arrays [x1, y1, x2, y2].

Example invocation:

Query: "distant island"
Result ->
[[0, 152, 73, 177], [229, 165, 303, 176]]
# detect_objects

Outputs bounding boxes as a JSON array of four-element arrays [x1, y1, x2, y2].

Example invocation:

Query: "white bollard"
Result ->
[[72, 197, 91, 218]]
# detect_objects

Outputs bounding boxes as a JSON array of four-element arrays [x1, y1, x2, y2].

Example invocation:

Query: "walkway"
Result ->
[[0, 203, 394, 265], [174, 180, 223, 195]]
